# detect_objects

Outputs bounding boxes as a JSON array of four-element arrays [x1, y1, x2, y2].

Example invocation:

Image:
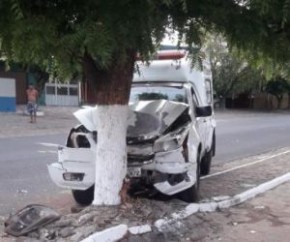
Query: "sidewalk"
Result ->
[[200, 181, 290, 242], [0, 105, 79, 138]]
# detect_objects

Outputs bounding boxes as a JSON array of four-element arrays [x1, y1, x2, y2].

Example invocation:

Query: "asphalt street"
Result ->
[[0, 110, 290, 215], [0, 134, 67, 215], [214, 111, 290, 163]]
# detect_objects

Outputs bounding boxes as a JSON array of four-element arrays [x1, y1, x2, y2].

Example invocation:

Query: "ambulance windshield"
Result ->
[[129, 85, 187, 104]]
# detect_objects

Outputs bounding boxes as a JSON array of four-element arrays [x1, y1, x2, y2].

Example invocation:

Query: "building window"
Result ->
[[57, 87, 68, 95], [46, 86, 55, 95], [69, 87, 78, 96]]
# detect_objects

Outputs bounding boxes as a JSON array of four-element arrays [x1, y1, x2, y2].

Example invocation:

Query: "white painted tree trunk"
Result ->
[[92, 105, 128, 205]]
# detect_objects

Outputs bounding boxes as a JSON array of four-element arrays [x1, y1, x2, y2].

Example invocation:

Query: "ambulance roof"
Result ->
[[133, 51, 204, 84], [133, 50, 212, 106]]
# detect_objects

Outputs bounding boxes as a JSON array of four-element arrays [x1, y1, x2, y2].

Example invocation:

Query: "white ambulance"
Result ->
[[48, 50, 216, 205]]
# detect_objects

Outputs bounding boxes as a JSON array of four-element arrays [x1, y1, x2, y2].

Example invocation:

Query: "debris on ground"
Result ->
[[4, 204, 60, 237]]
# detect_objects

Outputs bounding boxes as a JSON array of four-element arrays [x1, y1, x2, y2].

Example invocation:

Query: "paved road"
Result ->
[[0, 134, 68, 215], [214, 111, 290, 163], [0, 110, 290, 215]]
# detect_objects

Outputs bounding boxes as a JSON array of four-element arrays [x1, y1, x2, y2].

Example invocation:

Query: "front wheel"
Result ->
[[200, 133, 215, 176], [72, 186, 94, 206], [200, 150, 212, 176], [177, 155, 200, 203]]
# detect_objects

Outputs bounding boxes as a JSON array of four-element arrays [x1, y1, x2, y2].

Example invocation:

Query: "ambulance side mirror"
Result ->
[[196, 106, 212, 117]]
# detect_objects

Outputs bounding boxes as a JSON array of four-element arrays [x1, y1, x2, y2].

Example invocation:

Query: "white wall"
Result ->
[[0, 78, 16, 97]]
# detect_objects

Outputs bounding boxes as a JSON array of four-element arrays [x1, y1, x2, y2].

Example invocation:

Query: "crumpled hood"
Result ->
[[73, 106, 98, 132], [127, 100, 189, 140], [73, 100, 189, 140]]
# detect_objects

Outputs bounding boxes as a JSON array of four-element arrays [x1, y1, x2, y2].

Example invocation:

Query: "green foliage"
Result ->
[[265, 77, 288, 108], [0, 0, 172, 78], [2, 0, 290, 82], [220, 0, 290, 69], [205, 34, 264, 98], [265, 77, 288, 96]]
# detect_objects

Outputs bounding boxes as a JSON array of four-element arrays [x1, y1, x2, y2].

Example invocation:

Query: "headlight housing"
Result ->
[[153, 124, 190, 152]]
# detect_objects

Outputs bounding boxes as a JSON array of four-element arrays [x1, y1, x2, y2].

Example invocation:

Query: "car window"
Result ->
[[205, 78, 213, 104], [130, 86, 188, 104]]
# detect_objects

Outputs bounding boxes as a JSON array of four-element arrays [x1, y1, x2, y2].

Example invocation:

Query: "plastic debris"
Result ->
[[4, 204, 60, 237]]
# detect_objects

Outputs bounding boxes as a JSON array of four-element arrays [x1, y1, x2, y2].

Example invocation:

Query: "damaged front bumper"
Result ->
[[47, 147, 95, 190], [128, 147, 196, 195], [48, 145, 197, 195]]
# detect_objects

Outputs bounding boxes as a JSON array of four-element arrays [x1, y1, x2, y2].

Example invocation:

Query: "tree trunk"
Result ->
[[82, 50, 135, 205], [288, 93, 290, 109], [93, 105, 128, 205]]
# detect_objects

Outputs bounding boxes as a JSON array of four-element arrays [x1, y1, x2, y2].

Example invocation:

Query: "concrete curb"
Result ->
[[155, 172, 290, 232], [80, 224, 128, 242], [128, 225, 152, 235], [82, 172, 290, 241]]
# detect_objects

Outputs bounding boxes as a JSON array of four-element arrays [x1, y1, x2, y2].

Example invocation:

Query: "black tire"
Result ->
[[212, 132, 216, 157], [177, 154, 200, 203], [72, 186, 94, 206], [200, 150, 212, 176], [200, 132, 215, 176]]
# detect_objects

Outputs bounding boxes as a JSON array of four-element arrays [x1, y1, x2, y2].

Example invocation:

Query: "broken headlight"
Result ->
[[63, 172, 85, 181], [153, 124, 190, 152]]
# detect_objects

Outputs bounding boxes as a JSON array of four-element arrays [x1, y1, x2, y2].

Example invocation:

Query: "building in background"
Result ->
[[0, 71, 27, 106], [44, 82, 80, 106], [0, 77, 16, 112]]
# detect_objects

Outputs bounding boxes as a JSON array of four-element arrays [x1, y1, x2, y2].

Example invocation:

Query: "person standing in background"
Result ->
[[26, 85, 38, 123]]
